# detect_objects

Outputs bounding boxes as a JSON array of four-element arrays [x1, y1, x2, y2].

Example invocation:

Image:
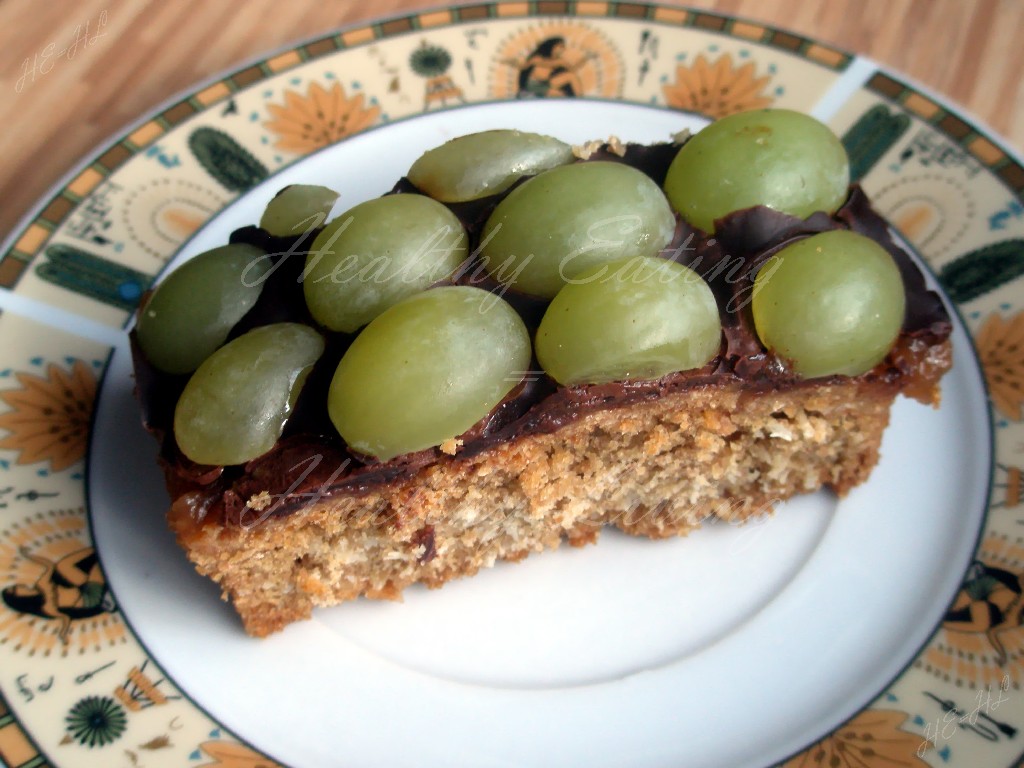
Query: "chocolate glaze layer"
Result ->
[[132, 140, 953, 525]]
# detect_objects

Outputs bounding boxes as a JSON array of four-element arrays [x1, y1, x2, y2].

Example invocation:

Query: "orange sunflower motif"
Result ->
[[0, 360, 96, 471], [196, 740, 282, 768], [976, 310, 1024, 420], [264, 81, 382, 155], [783, 709, 930, 767], [662, 53, 774, 119]]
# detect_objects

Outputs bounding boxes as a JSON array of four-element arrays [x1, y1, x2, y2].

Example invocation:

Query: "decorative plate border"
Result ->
[[0, 3, 1021, 767]]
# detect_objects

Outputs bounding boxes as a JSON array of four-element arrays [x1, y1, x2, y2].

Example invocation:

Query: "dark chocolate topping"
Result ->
[[133, 140, 952, 524]]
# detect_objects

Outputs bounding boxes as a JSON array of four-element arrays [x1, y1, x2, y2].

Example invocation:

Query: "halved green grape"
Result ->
[[304, 194, 468, 333], [481, 161, 676, 298], [174, 323, 324, 465], [407, 129, 574, 202], [664, 109, 850, 233], [259, 184, 339, 238], [536, 256, 721, 385], [328, 286, 531, 461], [259, 184, 339, 237], [751, 230, 906, 378], [136, 244, 270, 375]]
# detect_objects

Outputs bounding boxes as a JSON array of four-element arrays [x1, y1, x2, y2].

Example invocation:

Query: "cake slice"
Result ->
[[132, 112, 952, 636]]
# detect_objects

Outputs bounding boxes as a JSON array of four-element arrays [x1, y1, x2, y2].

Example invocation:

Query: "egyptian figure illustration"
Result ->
[[515, 36, 594, 98], [943, 560, 1024, 665], [2, 546, 115, 643]]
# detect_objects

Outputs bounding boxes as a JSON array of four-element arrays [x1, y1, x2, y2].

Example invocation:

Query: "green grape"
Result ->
[[664, 109, 850, 233], [407, 129, 574, 202], [259, 184, 339, 237], [481, 161, 676, 298], [751, 230, 906, 378], [304, 194, 469, 333], [260, 185, 339, 237], [174, 323, 324, 465], [136, 244, 271, 375], [536, 256, 721, 385], [328, 286, 531, 461]]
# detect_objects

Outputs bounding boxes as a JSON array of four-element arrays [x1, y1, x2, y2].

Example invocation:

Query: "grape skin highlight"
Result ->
[[536, 256, 722, 385], [259, 184, 339, 237], [751, 230, 906, 378], [304, 194, 469, 333], [174, 323, 325, 466], [328, 286, 532, 461], [408, 129, 574, 203], [481, 161, 676, 299], [664, 109, 850, 233], [136, 243, 270, 375]]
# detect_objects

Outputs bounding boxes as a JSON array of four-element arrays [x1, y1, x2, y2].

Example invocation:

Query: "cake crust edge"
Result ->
[[166, 356, 946, 637]]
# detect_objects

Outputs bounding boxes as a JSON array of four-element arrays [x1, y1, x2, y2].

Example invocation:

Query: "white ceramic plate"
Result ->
[[0, 6, 1021, 767]]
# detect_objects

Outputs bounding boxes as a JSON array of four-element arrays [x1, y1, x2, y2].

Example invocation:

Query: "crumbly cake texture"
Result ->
[[166, 370, 942, 637]]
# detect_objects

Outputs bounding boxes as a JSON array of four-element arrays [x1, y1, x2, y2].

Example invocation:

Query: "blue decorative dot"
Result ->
[[912, 714, 924, 725], [708, 44, 719, 52], [189, 749, 201, 760], [381, 114, 390, 122], [774, 86, 785, 96], [999, 419, 1010, 429], [64, 356, 76, 366], [29, 357, 43, 366], [0, 370, 10, 377], [352, 81, 362, 89], [92, 360, 103, 368], [209, 729, 221, 738], [37, 469, 48, 477], [290, 77, 301, 85], [885, 692, 898, 701], [261, 136, 269, 144], [676, 53, 687, 61], [767, 63, 778, 74], [1001, 302, 1012, 311], [324, 71, 336, 80], [118, 282, 142, 302], [250, 112, 260, 122], [0, 460, 10, 470], [739, 49, 750, 58], [263, 89, 273, 98], [274, 156, 283, 163], [71, 472, 83, 480], [938, 745, 951, 761], [659, 74, 668, 83], [969, 310, 982, 319]]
